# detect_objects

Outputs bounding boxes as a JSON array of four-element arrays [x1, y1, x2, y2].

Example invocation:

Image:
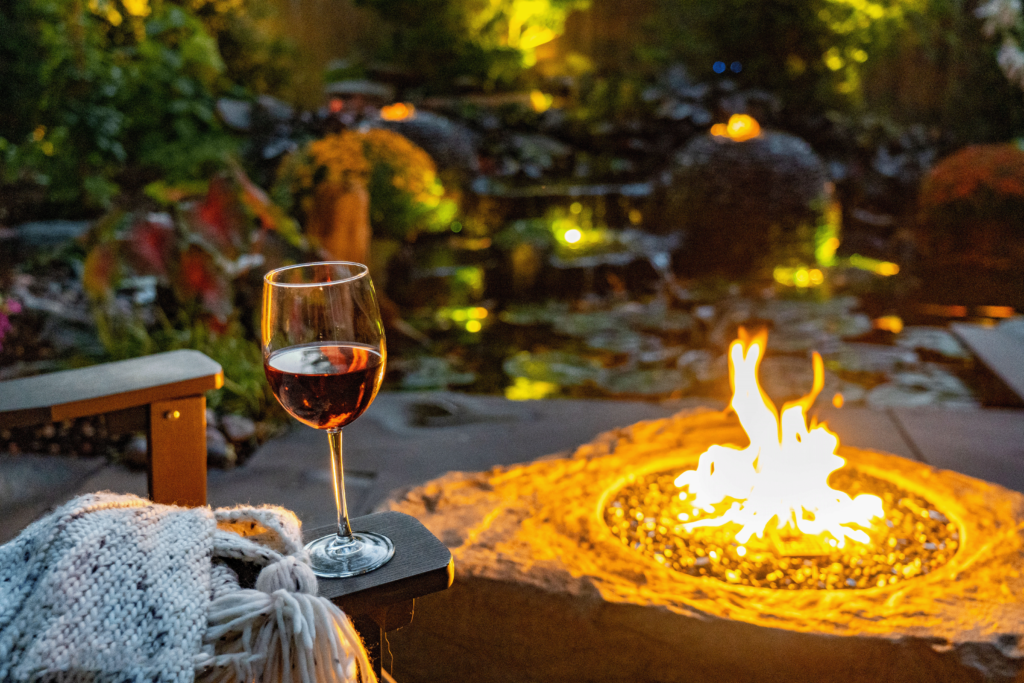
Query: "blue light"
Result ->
[[731, 61, 742, 73], [713, 61, 726, 74]]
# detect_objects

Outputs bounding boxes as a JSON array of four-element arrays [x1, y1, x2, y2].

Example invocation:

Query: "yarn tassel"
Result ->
[[195, 556, 376, 683]]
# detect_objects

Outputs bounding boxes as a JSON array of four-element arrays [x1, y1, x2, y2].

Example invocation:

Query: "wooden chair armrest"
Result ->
[[0, 349, 223, 428], [306, 511, 454, 615], [305, 511, 454, 679], [0, 350, 224, 507]]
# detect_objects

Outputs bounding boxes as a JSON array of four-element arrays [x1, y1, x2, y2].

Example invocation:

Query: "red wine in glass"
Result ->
[[262, 261, 392, 578], [265, 343, 384, 430]]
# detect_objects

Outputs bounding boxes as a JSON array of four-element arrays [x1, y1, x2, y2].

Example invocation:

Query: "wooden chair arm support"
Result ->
[[0, 350, 223, 506]]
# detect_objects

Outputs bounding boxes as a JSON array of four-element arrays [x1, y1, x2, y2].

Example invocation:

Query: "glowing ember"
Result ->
[[710, 114, 761, 142], [381, 102, 416, 121], [674, 329, 884, 547]]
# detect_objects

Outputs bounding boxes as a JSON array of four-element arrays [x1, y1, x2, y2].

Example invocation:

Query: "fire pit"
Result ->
[[385, 332, 1024, 682], [603, 329, 956, 591]]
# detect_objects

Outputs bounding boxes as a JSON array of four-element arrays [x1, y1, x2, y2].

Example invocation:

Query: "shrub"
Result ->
[[919, 143, 1024, 226], [275, 129, 458, 242], [916, 143, 1024, 269]]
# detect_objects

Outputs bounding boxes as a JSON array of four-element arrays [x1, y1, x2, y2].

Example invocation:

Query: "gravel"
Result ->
[[604, 467, 957, 590]]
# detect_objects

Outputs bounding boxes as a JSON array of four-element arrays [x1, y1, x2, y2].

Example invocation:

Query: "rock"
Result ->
[[664, 130, 830, 276], [372, 111, 480, 173], [15, 220, 92, 248], [206, 427, 236, 469], [386, 408, 1024, 683], [220, 414, 256, 443], [866, 365, 979, 409], [999, 317, 1024, 342], [206, 409, 219, 429], [256, 95, 294, 122], [215, 98, 252, 131], [597, 368, 691, 396], [826, 343, 919, 374], [324, 80, 395, 102], [676, 349, 724, 383], [895, 327, 970, 360], [123, 434, 149, 469]]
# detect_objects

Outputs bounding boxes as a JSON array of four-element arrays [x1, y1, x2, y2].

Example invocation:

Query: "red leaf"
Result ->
[[179, 248, 232, 321], [83, 244, 119, 298], [127, 219, 175, 277], [192, 176, 246, 255], [233, 165, 277, 231]]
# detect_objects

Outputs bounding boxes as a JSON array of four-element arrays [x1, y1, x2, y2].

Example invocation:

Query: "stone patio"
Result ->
[[1, 392, 1023, 545]]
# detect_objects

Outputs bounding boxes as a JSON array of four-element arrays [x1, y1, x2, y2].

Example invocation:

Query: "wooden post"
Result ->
[[148, 395, 208, 507]]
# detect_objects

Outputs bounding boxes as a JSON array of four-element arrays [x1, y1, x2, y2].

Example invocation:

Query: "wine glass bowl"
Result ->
[[263, 262, 393, 577]]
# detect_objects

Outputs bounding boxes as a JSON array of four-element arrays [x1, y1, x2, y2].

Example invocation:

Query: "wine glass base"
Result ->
[[305, 531, 395, 578]]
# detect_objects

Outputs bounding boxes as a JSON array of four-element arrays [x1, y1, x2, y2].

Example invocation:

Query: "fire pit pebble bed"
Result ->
[[605, 468, 957, 590]]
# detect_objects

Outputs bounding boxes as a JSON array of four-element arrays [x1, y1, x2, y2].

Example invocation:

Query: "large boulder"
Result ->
[[385, 408, 1024, 683], [371, 110, 480, 174], [663, 129, 831, 277]]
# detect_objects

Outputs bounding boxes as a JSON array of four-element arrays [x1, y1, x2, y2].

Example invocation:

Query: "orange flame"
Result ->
[[711, 114, 762, 142], [380, 102, 415, 121], [674, 329, 883, 547]]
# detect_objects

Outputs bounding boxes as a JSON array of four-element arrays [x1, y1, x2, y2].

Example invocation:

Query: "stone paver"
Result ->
[[205, 392, 702, 531], [892, 408, 1024, 492]]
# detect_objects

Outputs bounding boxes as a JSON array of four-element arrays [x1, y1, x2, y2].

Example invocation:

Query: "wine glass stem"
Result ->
[[328, 428, 354, 539]]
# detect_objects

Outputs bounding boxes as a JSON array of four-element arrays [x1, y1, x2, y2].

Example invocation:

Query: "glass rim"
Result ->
[[264, 261, 370, 287]]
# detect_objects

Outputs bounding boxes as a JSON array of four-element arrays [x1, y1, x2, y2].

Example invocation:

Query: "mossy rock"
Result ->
[[664, 130, 830, 277]]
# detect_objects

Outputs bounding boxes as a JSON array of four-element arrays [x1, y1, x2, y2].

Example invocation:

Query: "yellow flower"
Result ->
[[122, 0, 151, 17]]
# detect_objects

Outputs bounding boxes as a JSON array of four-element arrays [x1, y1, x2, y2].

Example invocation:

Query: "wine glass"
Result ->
[[262, 261, 393, 577]]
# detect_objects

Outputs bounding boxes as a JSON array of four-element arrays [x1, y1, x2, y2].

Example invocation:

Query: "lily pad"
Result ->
[[584, 329, 650, 354], [500, 302, 570, 326], [554, 311, 623, 337], [400, 357, 477, 391], [503, 351, 604, 387], [598, 368, 691, 396]]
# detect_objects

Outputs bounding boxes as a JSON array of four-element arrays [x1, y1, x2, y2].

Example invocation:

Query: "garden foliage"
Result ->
[[352, 0, 589, 91], [81, 167, 304, 417], [641, 0, 1024, 137], [0, 0, 289, 214]]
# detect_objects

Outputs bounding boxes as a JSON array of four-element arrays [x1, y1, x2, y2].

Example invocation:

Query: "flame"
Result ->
[[711, 114, 762, 142], [674, 329, 883, 547], [380, 103, 415, 121]]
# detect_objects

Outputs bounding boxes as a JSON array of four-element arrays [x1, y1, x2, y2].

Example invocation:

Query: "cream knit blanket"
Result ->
[[0, 492, 374, 683]]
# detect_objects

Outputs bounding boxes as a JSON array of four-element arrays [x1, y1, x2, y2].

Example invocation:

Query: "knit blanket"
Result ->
[[0, 492, 374, 683]]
